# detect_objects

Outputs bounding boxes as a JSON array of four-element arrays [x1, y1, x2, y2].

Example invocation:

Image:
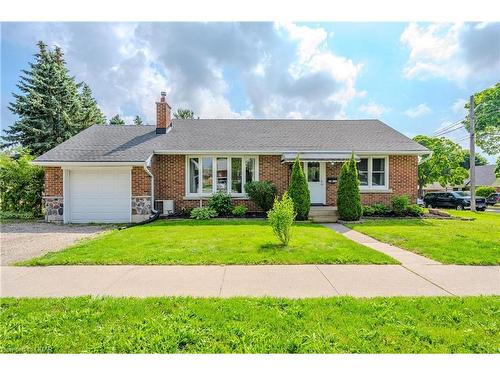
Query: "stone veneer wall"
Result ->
[[131, 166, 153, 221], [43, 167, 64, 222]]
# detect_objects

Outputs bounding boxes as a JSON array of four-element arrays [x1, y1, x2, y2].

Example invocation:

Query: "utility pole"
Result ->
[[469, 95, 476, 212]]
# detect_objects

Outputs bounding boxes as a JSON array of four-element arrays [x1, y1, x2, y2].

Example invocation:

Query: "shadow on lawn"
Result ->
[[258, 242, 290, 252], [359, 218, 439, 228]]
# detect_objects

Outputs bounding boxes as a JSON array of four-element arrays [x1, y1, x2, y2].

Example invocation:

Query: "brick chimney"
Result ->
[[156, 91, 171, 134]]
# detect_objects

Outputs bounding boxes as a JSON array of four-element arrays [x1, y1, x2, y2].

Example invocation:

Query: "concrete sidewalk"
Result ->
[[2, 263, 499, 298], [1, 224, 498, 298]]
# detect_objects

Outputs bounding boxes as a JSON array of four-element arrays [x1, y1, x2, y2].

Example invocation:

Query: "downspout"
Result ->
[[144, 154, 158, 214], [119, 154, 159, 230]]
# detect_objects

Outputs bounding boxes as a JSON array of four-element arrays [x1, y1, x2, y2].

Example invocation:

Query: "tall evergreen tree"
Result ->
[[133, 115, 144, 125], [77, 83, 106, 128], [337, 154, 362, 221], [288, 155, 310, 220], [109, 114, 125, 125], [2, 41, 83, 156]]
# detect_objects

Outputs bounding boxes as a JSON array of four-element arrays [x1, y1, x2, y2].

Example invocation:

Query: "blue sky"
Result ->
[[1, 22, 499, 160]]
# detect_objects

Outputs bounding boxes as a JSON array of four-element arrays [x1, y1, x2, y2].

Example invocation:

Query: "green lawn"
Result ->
[[19, 219, 396, 265], [348, 210, 500, 265], [1, 296, 498, 353]]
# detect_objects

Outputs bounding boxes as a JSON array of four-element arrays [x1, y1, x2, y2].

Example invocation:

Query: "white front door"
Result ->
[[305, 162, 326, 205]]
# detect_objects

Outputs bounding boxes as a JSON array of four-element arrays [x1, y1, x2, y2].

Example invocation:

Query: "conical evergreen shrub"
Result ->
[[288, 155, 311, 220], [337, 153, 362, 221]]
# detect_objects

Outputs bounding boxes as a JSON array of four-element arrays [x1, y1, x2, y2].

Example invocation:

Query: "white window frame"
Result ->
[[358, 156, 389, 191], [185, 155, 259, 197]]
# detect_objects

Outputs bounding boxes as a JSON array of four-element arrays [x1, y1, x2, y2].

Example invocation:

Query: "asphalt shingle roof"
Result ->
[[35, 119, 429, 163]]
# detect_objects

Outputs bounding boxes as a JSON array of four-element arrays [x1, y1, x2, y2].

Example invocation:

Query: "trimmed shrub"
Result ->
[[288, 155, 311, 220], [372, 203, 391, 216], [362, 205, 376, 216], [407, 204, 424, 217], [337, 154, 362, 221], [0, 149, 44, 215], [391, 194, 410, 216], [207, 191, 233, 216], [181, 207, 194, 218], [231, 205, 247, 217], [267, 191, 295, 246], [190, 207, 218, 220], [476, 186, 496, 198], [244, 181, 277, 212]]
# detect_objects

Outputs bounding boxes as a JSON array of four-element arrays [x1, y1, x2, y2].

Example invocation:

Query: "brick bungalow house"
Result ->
[[34, 93, 429, 223]]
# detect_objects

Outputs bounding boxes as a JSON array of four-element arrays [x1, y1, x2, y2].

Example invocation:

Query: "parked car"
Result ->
[[486, 193, 500, 206], [423, 191, 487, 211]]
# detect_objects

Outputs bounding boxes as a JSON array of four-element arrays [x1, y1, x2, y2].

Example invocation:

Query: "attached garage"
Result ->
[[65, 168, 131, 223]]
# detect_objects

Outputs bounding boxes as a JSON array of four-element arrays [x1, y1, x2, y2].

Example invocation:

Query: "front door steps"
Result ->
[[309, 206, 338, 223]]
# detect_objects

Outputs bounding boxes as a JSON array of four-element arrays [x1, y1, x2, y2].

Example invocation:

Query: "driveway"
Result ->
[[0, 222, 110, 265]]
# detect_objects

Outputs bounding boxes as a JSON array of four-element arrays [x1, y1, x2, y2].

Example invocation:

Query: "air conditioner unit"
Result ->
[[155, 200, 174, 216]]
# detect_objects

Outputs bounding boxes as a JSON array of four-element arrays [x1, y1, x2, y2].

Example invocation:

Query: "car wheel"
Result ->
[[456, 204, 464, 210], [426, 203, 432, 209]]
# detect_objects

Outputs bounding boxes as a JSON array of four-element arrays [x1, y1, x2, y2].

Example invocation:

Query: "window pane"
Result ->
[[307, 162, 320, 182], [202, 157, 213, 193], [372, 172, 385, 186], [189, 158, 199, 194], [372, 158, 385, 172], [231, 158, 242, 193], [358, 158, 368, 186], [216, 157, 228, 192], [245, 158, 255, 184]]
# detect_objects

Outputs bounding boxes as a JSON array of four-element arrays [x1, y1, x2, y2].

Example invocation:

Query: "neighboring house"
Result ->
[[33, 93, 429, 223], [424, 165, 500, 194]]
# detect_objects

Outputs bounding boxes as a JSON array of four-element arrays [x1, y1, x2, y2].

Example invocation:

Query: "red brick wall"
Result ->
[[154, 154, 289, 213], [259, 155, 290, 195], [131, 166, 151, 196], [44, 167, 63, 196], [325, 155, 418, 206], [152, 154, 419, 213]]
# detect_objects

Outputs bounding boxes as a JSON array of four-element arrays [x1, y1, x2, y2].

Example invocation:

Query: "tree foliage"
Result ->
[[496, 157, 500, 178], [337, 153, 362, 221], [133, 116, 143, 125], [0, 148, 44, 215], [1, 42, 104, 156], [460, 149, 487, 169], [109, 114, 125, 125], [463, 83, 500, 155], [78, 83, 106, 127], [288, 156, 310, 220], [413, 135, 468, 195], [173, 109, 197, 119]]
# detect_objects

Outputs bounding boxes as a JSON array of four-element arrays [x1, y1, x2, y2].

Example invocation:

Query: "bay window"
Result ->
[[357, 157, 388, 189], [187, 156, 258, 196]]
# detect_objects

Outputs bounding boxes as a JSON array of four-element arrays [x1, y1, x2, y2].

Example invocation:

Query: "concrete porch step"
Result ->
[[309, 206, 338, 223]]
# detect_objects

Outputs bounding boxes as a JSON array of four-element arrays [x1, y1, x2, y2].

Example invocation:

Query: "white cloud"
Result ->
[[404, 103, 432, 118], [359, 101, 389, 117], [451, 98, 467, 115], [400, 22, 500, 85], [3, 22, 364, 122]]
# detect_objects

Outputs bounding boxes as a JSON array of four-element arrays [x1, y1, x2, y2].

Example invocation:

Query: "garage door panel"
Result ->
[[68, 169, 131, 223]]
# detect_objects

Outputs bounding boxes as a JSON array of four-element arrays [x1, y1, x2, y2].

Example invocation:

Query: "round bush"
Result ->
[[207, 192, 233, 216], [244, 181, 277, 212]]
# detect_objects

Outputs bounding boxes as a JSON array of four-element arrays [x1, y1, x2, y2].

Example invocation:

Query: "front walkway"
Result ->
[[1, 224, 498, 298]]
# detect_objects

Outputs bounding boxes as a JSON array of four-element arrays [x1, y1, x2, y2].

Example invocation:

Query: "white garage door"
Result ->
[[68, 168, 131, 223]]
